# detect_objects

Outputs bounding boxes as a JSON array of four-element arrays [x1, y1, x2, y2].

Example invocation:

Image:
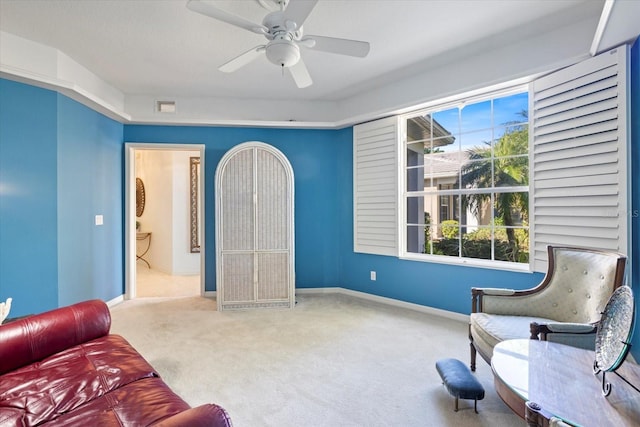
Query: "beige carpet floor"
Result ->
[[135, 267, 201, 298], [109, 294, 523, 427]]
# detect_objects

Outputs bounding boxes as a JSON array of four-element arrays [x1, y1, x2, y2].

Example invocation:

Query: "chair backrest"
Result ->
[[520, 246, 626, 323]]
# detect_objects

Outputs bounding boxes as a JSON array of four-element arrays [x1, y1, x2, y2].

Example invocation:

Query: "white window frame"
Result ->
[[398, 86, 531, 272]]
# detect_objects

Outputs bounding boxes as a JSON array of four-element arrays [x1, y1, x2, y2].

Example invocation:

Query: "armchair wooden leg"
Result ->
[[470, 342, 477, 372], [469, 324, 477, 371]]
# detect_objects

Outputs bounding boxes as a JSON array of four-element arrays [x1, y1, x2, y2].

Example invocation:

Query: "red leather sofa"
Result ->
[[0, 300, 232, 426]]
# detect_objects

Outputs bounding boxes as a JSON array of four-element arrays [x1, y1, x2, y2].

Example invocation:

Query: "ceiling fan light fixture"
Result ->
[[265, 38, 300, 68]]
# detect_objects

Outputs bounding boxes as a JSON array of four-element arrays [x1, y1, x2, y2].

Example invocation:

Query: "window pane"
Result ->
[[432, 108, 459, 136], [461, 159, 492, 188], [424, 219, 435, 255], [460, 129, 492, 157], [406, 225, 427, 254], [494, 156, 528, 187], [462, 193, 492, 227], [461, 100, 491, 133], [438, 220, 460, 239], [462, 229, 492, 260], [422, 160, 435, 191], [492, 192, 528, 225], [407, 166, 424, 191], [432, 135, 458, 153], [407, 196, 425, 223], [494, 227, 529, 263], [407, 141, 425, 157], [428, 152, 463, 190], [495, 124, 528, 156], [493, 92, 528, 126], [435, 186, 460, 224], [432, 226, 459, 257], [407, 116, 431, 143]]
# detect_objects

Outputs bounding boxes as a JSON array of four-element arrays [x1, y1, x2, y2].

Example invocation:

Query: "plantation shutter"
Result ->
[[531, 46, 629, 272], [353, 117, 401, 256]]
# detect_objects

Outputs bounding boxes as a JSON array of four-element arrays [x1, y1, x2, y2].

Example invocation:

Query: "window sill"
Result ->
[[399, 253, 533, 273]]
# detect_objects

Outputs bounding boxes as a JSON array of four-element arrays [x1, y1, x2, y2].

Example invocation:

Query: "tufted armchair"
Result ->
[[469, 245, 626, 371]]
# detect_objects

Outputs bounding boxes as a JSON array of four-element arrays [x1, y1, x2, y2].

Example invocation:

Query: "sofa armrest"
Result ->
[[0, 299, 110, 375], [151, 404, 233, 427]]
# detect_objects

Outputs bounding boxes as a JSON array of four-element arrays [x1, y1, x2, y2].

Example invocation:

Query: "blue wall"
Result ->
[[0, 79, 123, 316], [123, 125, 345, 292], [0, 80, 59, 315], [57, 95, 123, 306]]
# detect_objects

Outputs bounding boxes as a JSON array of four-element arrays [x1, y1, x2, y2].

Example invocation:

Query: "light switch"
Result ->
[[95, 215, 103, 226]]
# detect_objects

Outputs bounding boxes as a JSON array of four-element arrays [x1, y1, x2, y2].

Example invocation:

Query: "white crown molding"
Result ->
[[0, 32, 128, 118]]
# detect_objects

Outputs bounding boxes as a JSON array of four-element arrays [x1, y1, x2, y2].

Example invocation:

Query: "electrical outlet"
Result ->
[[95, 215, 103, 226], [370, 271, 376, 281]]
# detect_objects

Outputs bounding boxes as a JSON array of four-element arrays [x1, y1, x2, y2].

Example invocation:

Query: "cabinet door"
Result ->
[[255, 148, 289, 251], [219, 149, 254, 306], [255, 148, 291, 302]]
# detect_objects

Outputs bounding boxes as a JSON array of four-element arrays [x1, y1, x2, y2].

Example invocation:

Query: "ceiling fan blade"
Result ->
[[301, 35, 370, 57], [187, 0, 268, 34], [288, 57, 312, 88], [283, 0, 318, 30], [219, 46, 266, 73]]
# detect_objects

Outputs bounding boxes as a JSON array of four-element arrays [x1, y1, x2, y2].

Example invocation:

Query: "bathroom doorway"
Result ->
[[124, 143, 205, 299]]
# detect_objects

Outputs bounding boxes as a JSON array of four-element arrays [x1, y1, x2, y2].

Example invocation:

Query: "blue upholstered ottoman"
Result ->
[[435, 358, 485, 413]]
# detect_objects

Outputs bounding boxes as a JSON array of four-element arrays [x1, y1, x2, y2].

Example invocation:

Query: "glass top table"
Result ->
[[491, 339, 640, 427]]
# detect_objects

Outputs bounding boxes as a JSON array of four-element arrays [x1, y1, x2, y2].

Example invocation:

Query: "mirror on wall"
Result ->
[[136, 178, 146, 217], [190, 157, 201, 253]]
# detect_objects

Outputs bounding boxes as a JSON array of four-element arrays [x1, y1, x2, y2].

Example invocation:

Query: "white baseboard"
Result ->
[[106, 294, 124, 307], [295, 287, 469, 323], [113, 287, 468, 324]]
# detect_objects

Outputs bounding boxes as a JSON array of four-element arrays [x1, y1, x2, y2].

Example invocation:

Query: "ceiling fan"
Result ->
[[186, 0, 370, 88]]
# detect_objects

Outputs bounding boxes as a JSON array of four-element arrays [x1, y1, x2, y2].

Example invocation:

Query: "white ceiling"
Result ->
[[0, 0, 638, 127]]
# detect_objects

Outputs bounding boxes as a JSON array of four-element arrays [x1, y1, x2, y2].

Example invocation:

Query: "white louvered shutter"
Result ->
[[353, 117, 401, 256], [531, 46, 630, 272]]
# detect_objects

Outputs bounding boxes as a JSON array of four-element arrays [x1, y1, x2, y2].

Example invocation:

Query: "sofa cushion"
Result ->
[[0, 334, 161, 426], [42, 378, 192, 427]]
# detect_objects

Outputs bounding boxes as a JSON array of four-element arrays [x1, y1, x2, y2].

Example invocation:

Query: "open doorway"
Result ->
[[124, 143, 205, 299]]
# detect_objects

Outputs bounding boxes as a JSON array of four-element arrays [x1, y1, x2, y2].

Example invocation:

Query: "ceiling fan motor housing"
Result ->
[[266, 37, 300, 68]]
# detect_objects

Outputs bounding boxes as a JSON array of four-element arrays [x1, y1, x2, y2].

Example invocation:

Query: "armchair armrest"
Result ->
[[530, 321, 597, 340], [545, 322, 597, 333], [471, 287, 528, 313], [478, 288, 516, 296]]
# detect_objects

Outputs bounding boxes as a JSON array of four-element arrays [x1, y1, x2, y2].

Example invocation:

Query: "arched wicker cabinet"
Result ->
[[215, 142, 295, 310]]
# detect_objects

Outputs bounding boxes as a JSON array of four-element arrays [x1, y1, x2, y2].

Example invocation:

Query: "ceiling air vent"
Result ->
[[156, 100, 176, 113]]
